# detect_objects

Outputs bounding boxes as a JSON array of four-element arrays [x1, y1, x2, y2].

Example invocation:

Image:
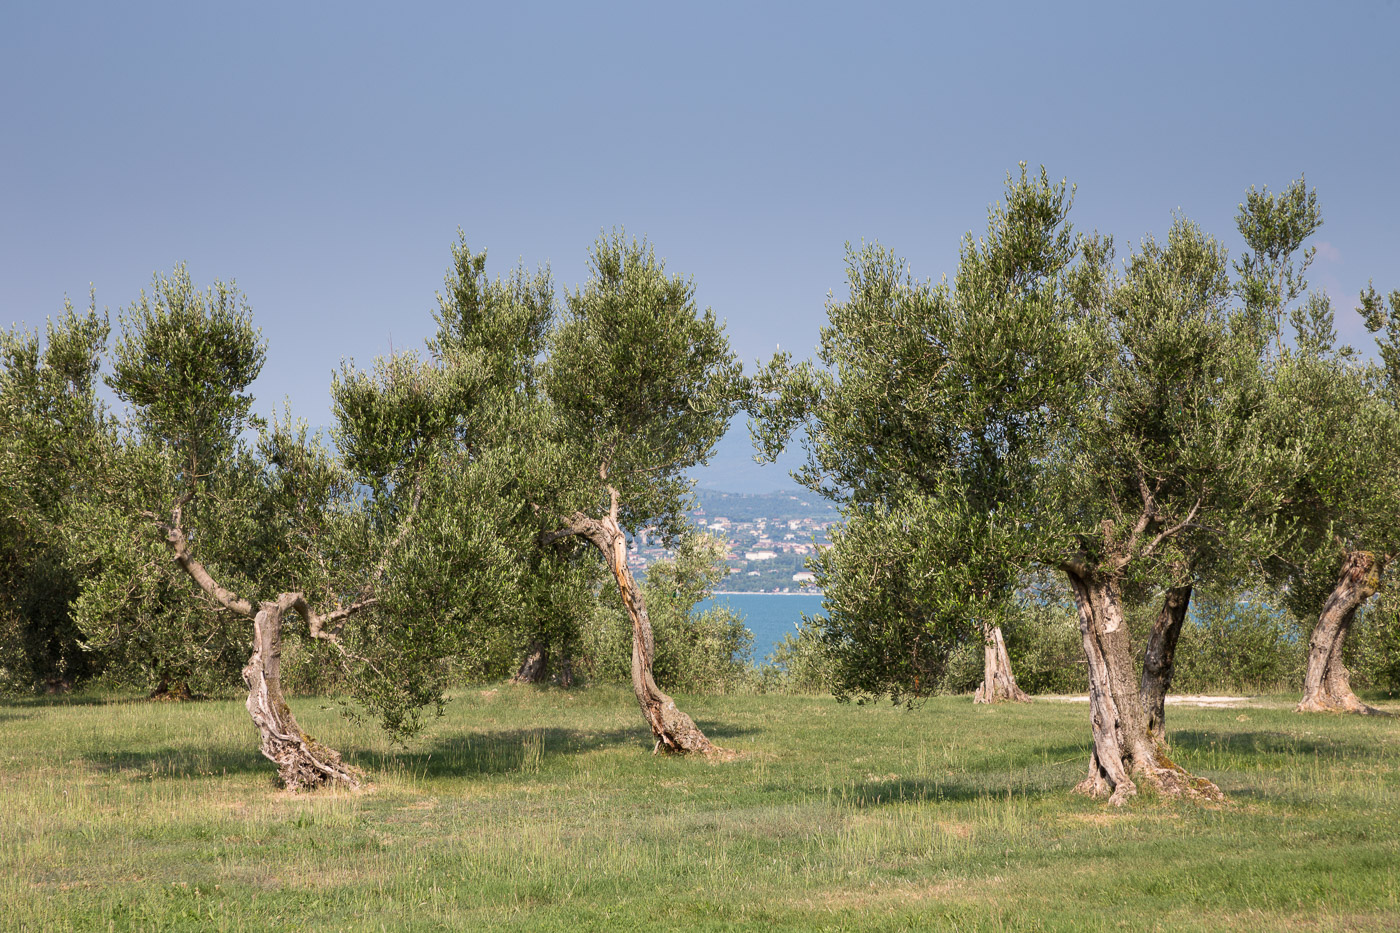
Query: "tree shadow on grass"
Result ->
[[823, 742, 1094, 808], [1168, 728, 1381, 761], [0, 693, 153, 709], [80, 742, 268, 779], [73, 719, 763, 785], [366, 721, 762, 778], [695, 721, 762, 742]]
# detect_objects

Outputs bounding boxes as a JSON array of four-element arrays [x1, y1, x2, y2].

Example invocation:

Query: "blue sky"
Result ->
[[4, 2, 1397, 493]]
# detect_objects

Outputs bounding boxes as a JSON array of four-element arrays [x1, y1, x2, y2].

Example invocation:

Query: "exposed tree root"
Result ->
[[1295, 692, 1388, 716]]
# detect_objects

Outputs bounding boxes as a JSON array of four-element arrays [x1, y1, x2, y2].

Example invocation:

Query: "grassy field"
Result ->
[[2, 686, 1398, 931]]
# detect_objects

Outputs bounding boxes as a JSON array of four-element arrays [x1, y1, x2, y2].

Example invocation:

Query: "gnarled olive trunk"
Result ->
[[1140, 584, 1192, 741], [511, 640, 575, 686], [565, 510, 717, 755], [973, 622, 1030, 704], [1297, 551, 1383, 715], [1064, 565, 1221, 806], [156, 517, 367, 791], [244, 596, 362, 790], [512, 641, 550, 685]]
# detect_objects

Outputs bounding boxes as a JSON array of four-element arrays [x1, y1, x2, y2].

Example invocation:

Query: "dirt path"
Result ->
[[1041, 694, 1251, 707]]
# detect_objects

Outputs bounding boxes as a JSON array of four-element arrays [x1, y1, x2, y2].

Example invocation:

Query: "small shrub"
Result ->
[[766, 615, 837, 693], [1171, 589, 1306, 694], [1350, 589, 1400, 696]]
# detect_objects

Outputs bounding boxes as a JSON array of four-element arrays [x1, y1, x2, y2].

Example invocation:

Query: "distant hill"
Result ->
[[690, 488, 837, 523]]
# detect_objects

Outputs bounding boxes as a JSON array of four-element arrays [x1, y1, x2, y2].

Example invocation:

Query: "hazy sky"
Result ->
[[4, 2, 1397, 493]]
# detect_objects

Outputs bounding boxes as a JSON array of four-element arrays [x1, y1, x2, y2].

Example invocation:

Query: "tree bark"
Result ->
[[559, 506, 719, 755], [1297, 550, 1384, 715], [1064, 564, 1222, 805], [244, 595, 362, 790], [973, 622, 1030, 704], [511, 641, 550, 685], [1140, 584, 1192, 741]]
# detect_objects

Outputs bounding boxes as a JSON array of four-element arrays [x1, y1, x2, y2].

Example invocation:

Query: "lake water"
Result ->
[[697, 593, 826, 665]]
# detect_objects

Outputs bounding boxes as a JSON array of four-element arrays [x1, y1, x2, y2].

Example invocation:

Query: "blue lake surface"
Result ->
[[697, 593, 826, 665]]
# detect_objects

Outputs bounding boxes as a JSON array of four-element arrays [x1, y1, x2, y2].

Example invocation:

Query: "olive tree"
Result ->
[[1229, 178, 1400, 715], [537, 232, 743, 754], [0, 299, 110, 692], [747, 232, 1059, 704], [68, 268, 270, 699], [78, 266, 527, 790], [1262, 285, 1400, 714], [755, 168, 1274, 803]]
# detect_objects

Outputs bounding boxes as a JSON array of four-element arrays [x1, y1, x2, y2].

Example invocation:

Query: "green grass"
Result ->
[[2, 687, 1398, 931]]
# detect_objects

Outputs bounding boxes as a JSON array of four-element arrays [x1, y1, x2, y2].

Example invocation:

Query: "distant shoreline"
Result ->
[[711, 591, 824, 597]]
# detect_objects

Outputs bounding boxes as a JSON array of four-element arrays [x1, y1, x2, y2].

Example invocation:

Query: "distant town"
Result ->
[[631, 489, 838, 593]]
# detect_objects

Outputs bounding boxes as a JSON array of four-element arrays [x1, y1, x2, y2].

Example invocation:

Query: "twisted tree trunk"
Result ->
[[558, 503, 718, 755], [1297, 550, 1384, 715], [973, 622, 1030, 704], [153, 513, 371, 790], [1140, 584, 1192, 741], [244, 598, 361, 790], [1064, 563, 1221, 806]]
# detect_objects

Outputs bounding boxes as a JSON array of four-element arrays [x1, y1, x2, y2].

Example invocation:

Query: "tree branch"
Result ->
[[1139, 497, 1203, 562], [286, 593, 379, 645], [144, 509, 255, 617]]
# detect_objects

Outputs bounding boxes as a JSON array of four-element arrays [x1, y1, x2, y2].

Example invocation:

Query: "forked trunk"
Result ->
[[973, 622, 1030, 704], [1064, 565, 1222, 806], [244, 596, 362, 791], [1297, 551, 1384, 715], [1140, 584, 1192, 741], [566, 510, 719, 755]]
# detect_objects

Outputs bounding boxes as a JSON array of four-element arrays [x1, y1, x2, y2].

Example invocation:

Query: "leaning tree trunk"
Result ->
[[1297, 550, 1383, 715], [243, 596, 362, 791], [155, 516, 366, 791], [1064, 565, 1221, 806], [1140, 584, 1192, 741], [973, 622, 1030, 704], [565, 510, 718, 755]]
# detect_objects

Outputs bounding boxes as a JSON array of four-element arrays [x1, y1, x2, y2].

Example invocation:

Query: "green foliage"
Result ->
[[1357, 282, 1400, 389], [1256, 301, 1400, 623], [71, 271, 275, 696], [767, 616, 837, 693], [108, 265, 265, 488], [66, 450, 263, 695], [1233, 177, 1323, 349], [1350, 589, 1400, 695], [811, 493, 1028, 703], [544, 231, 742, 541], [0, 298, 110, 691], [752, 167, 1091, 514], [999, 584, 1086, 696], [1046, 210, 1272, 586], [644, 534, 754, 693], [1170, 589, 1307, 694]]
